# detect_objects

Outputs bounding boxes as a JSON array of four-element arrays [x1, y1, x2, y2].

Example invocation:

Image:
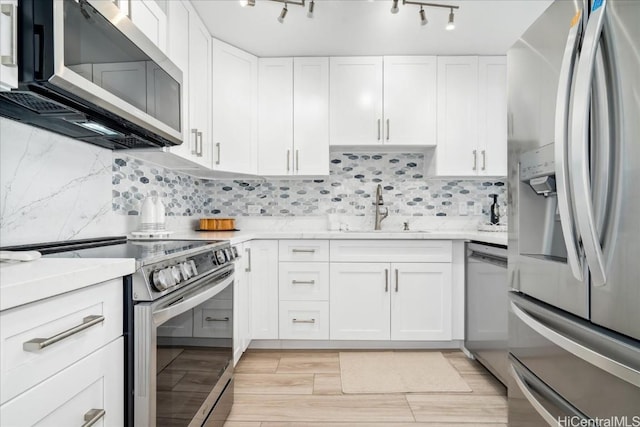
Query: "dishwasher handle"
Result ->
[[469, 252, 508, 269]]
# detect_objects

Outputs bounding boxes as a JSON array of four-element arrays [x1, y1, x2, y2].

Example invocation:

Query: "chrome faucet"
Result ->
[[374, 184, 388, 230]]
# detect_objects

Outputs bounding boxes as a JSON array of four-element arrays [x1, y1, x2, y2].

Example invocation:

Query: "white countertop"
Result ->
[[169, 229, 508, 247], [0, 258, 136, 312]]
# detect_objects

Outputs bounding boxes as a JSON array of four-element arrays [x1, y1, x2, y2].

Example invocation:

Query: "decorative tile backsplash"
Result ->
[[113, 153, 506, 218]]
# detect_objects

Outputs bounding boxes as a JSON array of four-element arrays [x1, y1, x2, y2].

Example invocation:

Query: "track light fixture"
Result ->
[[307, 0, 315, 18], [419, 7, 427, 26], [397, 1, 459, 29], [278, 3, 288, 23]]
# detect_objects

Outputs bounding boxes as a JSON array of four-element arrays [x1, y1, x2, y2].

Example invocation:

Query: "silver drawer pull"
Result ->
[[292, 318, 316, 324], [291, 249, 316, 253], [23, 315, 105, 352], [292, 280, 315, 285], [205, 317, 230, 322], [82, 409, 106, 427]]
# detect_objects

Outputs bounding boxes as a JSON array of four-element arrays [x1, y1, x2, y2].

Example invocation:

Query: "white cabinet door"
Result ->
[[258, 58, 293, 176], [248, 240, 279, 340], [383, 56, 437, 146], [0, 0, 18, 91], [187, 13, 212, 168], [0, 338, 123, 427], [212, 39, 258, 175], [329, 57, 383, 146], [436, 57, 479, 176], [390, 263, 452, 341], [478, 56, 507, 176], [330, 263, 390, 340], [130, 0, 167, 52], [294, 57, 329, 175]]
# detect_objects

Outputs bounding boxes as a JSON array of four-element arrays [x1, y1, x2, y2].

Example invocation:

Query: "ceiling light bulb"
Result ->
[[446, 9, 455, 30], [278, 4, 288, 23], [390, 0, 399, 14], [419, 7, 427, 26], [239, 0, 255, 7], [307, 0, 314, 18]]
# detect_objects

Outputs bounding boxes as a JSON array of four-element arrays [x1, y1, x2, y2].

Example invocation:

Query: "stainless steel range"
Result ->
[[4, 236, 237, 427]]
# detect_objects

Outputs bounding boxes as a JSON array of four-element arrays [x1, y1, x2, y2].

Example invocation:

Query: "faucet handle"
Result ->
[[403, 222, 409, 231]]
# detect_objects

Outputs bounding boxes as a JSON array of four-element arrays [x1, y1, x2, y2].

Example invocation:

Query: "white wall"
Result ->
[[0, 118, 126, 246]]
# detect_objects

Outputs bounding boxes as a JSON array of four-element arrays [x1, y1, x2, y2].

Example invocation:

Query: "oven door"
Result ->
[[134, 265, 234, 427]]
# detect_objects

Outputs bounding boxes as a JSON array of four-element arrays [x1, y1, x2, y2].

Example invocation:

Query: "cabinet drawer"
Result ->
[[279, 262, 329, 301], [0, 278, 123, 404], [330, 240, 452, 263], [279, 301, 329, 340], [279, 240, 329, 262], [0, 338, 124, 426]]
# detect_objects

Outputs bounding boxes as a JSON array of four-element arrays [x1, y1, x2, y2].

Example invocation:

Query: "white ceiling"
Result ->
[[191, 0, 553, 57]]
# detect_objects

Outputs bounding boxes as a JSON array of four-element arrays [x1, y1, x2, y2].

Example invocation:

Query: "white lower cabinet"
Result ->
[[0, 337, 123, 427], [279, 301, 329, 340], [330, 262, 452, 341], [248, 240, 279, 340]]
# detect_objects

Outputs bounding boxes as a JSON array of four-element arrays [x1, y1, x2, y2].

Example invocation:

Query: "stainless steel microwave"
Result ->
[[0, 0, 183, 149]]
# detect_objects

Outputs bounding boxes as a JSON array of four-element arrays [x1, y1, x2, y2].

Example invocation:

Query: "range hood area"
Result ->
[[0, 0, 183, 150]]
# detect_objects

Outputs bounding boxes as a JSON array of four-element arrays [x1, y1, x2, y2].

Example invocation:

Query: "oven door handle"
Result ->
[[152, 273, 233, 325]]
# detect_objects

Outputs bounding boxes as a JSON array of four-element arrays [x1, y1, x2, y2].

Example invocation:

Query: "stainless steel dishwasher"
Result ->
[[465, 242, 508, 386]]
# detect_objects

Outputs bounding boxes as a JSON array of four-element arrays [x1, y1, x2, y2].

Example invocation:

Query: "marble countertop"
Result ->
[[169, 229, 508, 247], [0, 258, 136, 312]]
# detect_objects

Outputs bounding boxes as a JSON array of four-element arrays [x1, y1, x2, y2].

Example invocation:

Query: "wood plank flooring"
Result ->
[[225, 350, 507, 426]]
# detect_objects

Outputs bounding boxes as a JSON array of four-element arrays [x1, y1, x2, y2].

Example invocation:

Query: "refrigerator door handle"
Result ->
[[511, 301, 640, 388], [509, 366, 562, 427], [570, 0, 608, 287], [554, 9, 584, 283]]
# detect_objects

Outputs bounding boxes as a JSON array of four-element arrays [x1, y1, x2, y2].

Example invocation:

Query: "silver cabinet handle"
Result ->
[[570, 0, 607, 287], [245, 248, 251, 272], [481, 150, 486, 171], [554, 9, 584, 283], [511, 301, 640, 387], [296, 150, 299, 172], [196, 131, 203, 157], [292, 318, 316, 324], [395, 268, 399, 292], [287, 149, 290, 172], [472, 149, 477, 171], [377, 119, 381, 141], [509, 366, 561, 427], [190, 129, 198, 155], [205, 316, 230, 322], [292, 280, 315, 285], [82, 409, 106, 427], [386, 119, 390, 141], [384, 269, 389, 292], [1, 4, 17, 66], [215, 142, 221, 165], [23, 315, 105, 352], [291, 249, 315, 253]]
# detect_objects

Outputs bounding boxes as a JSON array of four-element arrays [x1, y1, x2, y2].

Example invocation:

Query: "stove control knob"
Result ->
[[152, 269, 173, 291], [179, 262, 192, 280], [231, 246, 239, 258], [225, 248, 233, 261], [188, 260, 198, 276], [215, 250, 226, 265], [170, 266, 182, 284]]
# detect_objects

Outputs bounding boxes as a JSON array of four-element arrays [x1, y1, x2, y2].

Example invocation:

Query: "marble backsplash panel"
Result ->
[[0, 118, 125, 245], [113, 152, 506, 219]]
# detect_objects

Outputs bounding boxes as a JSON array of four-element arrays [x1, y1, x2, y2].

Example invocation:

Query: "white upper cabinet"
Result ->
[[258, 58, 294, 176], [436, 56, 506, 176], [258, 57, 329, 176], [0, 0, 18, 91], [293, 57, 330, 175], [128, 0, 167, 52], [478, 56, 507, 176], [330, 57, 383, 146], [383, 56, 437, 146], [211, 39, 258, 175], [330, 56, 437, 146]]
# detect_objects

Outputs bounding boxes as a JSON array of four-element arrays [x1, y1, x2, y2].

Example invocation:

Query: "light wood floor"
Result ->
[[224, 349, 507, 426]]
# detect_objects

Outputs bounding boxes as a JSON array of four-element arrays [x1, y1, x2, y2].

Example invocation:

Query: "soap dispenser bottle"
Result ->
[[490, 194, 500, 225]]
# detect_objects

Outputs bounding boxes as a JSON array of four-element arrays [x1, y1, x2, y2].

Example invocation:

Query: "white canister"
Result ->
[[153, 197, 166, 230], [140, 196, 157, 231]]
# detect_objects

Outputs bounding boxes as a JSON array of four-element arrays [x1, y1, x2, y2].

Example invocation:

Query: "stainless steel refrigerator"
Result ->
[[507, 0, 640, 424]]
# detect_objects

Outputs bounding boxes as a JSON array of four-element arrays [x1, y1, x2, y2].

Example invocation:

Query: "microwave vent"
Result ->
[[0, 92, 76, 115], [109, 135, 147, 148]]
